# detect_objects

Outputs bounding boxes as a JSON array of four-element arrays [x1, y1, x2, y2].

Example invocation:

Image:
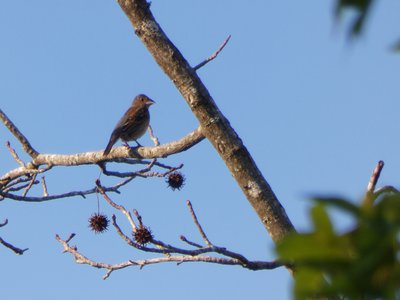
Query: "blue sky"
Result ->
[[0, 1, 399, 299]]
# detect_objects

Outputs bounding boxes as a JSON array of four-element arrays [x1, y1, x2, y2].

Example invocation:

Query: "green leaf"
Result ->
[[313, 197, 360, 216], [310, 204, 333, 234], [391, 39, 400, 53], [277, 192, 400, 298], [293, 268, 330, 300], [334, 0, 373, 37], [277, 203, 356, 263]]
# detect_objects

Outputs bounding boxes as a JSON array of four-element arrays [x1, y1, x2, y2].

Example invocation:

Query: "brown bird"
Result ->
[[103, 94, 155, 156]]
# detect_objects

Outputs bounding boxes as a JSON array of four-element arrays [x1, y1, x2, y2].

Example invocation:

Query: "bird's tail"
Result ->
[[103, 134, 118, 156]]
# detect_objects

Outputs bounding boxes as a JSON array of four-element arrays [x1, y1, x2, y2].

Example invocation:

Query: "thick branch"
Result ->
[[1, 127, 203, 184], [116, 0, 295, 242], [0, 109, 38, 158]]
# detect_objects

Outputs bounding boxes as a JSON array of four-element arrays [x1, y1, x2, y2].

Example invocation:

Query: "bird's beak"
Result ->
[[146, 98, 155, 106]]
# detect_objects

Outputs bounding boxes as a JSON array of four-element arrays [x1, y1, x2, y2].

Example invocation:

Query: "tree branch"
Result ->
[[366, 160, 384, 194], [1, 126, 203, 186], [56, 233, 281, 280], [0, 219, 28, 254], [116, 0, 295, 243], [364, 160, 385, 206], [0, 109, 39, 158], [56, 190, 284, 279], [193, 35, 231, 70], [0, 236, 28, 255]]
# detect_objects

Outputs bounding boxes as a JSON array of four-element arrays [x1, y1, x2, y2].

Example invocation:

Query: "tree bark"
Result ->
[[117, 0, 295, 242]]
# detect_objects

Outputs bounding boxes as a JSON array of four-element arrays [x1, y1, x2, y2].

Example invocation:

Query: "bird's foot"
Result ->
[[123, 142, 131, 150]]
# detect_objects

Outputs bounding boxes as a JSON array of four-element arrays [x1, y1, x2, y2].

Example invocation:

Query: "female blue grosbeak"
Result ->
[[103, 94, 155, 156]]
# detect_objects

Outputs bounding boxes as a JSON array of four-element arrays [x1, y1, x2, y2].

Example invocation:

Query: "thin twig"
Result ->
[[374, 185, 399, 196], [22, 174, 37, 197], [133, 210, 143, 228], [148, 125, 160, 146], [3, 181, 36, 193], [104, 159, 181, 169], [0, 219, 8, 227], [110, 177, 134, 191], [2, 177, 30, 190], [0, 190, 88, 202], [100, 160, 182, 179], [65, 233, 76, 243], [0, 236, 28, 255], [41, 177, 49, 197], [186, 200, 212, 246], [363, 160, 386, 206], [366, 160, 384, 194], [96, 180, 137, 231], [194, 35, 231, 70], [6, 141, 25, 166], [139, 158, 157, 172], [180, 235, 202, 248], [0, 175, 136, 202]]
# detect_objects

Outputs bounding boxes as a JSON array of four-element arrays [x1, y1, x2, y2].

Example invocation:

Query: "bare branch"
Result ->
[[0, 219, 8, 227], [0, 175, 140, 202], [180, 235, 203, 248], [0, 159, 180, 202], [41, 177, 49, 197], [1, 127, 203, 185], [6, 141, 25, 166], [56, 233, 282, 280], [3, 180, 37, 193], [0, 109, 39, 158], [56, 189, 283, 277], [364, 160, 385, 206], [1, 177, 32, 196], [22, 174, 37, 197], [96, 180, 137, 231], [366, 160, 384, 194], [100, 159, 182, 179], [194, 35, 231, 70], [0, 190, 88, 202], [0, 237, 29, 255], [65, 233, 76, 244], [112, 215, 138, 246], [186, 200, 212, 246], [0, 219, 28, 254], [148, 125, 160, 146], [374, 185, 399, 195]]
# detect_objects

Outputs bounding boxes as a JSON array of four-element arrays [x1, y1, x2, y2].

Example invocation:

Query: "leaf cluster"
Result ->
[[334, 0, 400, 51], [335, 0, 373, 37], [277, 192, 400, 299]]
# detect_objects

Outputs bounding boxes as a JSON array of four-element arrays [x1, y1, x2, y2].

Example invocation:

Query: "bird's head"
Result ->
[[134, 94, 155, 107]]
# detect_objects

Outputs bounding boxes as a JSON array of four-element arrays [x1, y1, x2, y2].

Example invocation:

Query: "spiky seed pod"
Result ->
[[166, 171, 185, 191], [134, 226, 153, 245], [88, 213, 109, 234]]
